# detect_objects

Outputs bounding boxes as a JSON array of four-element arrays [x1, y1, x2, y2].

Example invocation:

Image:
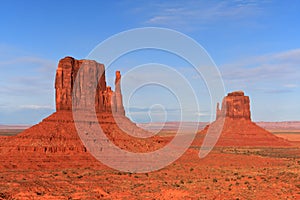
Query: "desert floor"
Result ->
[[0, 131, 299, 200]]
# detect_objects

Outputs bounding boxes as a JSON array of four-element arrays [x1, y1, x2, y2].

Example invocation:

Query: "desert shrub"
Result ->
[[36, 191, 43, 196], [173, 183, 180, 187]]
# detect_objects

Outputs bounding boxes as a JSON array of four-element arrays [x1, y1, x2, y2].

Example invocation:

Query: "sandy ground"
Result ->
[[0, 140, 299, 199], [0, 125, 299, 199], [275, 133, 300, 141]]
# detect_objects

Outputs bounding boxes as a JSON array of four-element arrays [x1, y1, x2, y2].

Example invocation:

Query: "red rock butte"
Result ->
[[0, 58, 292, 168], [0, 57, 164, 165], [1, 57, 299, 200], [201, 91, 291, 147], [216, 91, 251, 120], [55, 56, 125, 115]]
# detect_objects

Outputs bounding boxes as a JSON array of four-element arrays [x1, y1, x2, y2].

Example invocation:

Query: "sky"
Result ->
[[0, 0, 299, 124]]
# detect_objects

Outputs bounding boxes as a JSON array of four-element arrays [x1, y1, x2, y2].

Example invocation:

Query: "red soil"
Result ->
[[0, 111, 298, 199], [0, 145, 299, 199]]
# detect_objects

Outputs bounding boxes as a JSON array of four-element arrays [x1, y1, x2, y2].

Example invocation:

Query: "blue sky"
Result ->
[[0, 0, 299, 124]]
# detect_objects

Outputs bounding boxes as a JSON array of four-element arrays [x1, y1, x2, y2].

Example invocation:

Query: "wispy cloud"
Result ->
[[221, 48, 300, 93], [126, 106, 210, 123], [19, 104, 54, 110], [140, 0, 266, 30], [0, 104, 54, 111], [127, 106, 178, 113], [0, 47, 57, 124], [0, 56, 55, 69], [0, 55, 56, 95], [284, 84, 298, 88]]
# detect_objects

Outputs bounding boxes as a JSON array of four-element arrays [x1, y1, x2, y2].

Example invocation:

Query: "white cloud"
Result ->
[[195, 112, 211, 117], [0, 104, 54, 111], [284, 84, 298, 88], [0, 47, 57, 121], [0, 56, 56, 72], [220, 48, 300, 93], [142, 0, 266, 30], [0, 54, 56, 95], [19, 105, 54, 110]]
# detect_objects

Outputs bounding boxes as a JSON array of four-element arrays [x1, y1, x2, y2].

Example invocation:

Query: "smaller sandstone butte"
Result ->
[[201, 91, 291, 147], [216, 91, 251, 120]]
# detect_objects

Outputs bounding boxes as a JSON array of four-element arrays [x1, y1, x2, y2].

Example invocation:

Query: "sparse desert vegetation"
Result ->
[[0, 145, 299, 199]]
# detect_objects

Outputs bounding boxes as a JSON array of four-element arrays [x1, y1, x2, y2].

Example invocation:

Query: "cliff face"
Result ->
[[216, 91, 251, 120], [55, 56, 124, 114]]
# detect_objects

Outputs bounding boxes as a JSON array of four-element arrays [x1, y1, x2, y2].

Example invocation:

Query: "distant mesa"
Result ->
[[201, 91, 291, 147]]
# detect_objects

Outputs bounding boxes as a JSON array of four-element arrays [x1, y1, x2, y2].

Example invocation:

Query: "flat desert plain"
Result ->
[[0, 128, 299, 199]]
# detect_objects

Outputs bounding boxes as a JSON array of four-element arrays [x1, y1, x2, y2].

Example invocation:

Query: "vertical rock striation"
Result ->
[[216, 91, 251, 120], [55, 56, 125, 115]]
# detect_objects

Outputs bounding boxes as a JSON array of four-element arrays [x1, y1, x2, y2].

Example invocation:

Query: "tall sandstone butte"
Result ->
[[0, 57, 164, 160], [200, 91, 291, 147], [55, 56, 125, 114]]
